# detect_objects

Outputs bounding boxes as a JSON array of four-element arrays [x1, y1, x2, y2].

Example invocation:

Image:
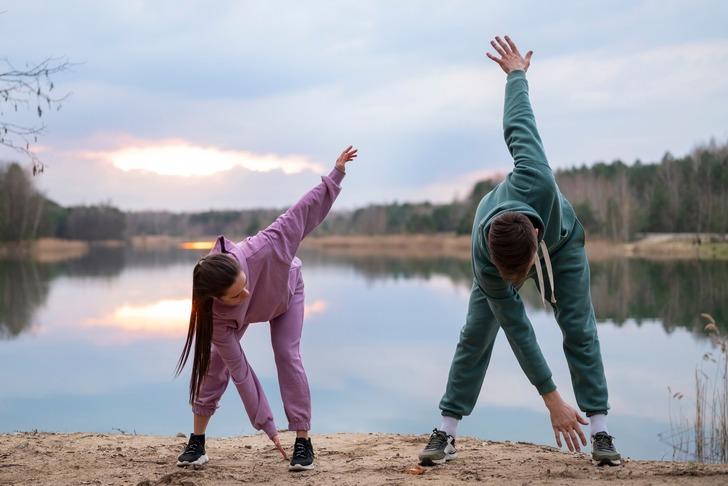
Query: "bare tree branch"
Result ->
[[0, 56, 74, 175]]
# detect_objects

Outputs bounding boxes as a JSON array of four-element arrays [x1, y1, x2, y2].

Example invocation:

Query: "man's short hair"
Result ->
[[487, 211, 537, 285]]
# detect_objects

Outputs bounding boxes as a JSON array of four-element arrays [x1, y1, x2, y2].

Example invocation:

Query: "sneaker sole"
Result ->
[[177, 454, 209, 467], [288, 463, 315, 472], [593, 457, 622, 467], [419, 452, 457, 466]]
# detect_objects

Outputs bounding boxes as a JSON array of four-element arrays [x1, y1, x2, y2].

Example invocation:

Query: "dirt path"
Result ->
[[2, 432, 728, 485]]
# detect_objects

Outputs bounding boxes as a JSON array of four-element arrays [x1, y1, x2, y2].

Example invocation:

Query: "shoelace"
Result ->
[[425, 429, 448, 450], [593, 433, 615, 451], [293, 441, 308, 458], [185, 441, 202, 454]]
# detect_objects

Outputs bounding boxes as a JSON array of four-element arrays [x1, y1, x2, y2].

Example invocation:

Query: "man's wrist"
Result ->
[[542, 390, 561, 408]]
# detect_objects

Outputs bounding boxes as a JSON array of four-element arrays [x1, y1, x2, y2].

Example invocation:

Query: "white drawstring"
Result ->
[[533, 249, 545, 308], [540, 240, 557, 305], [533, 240, 557, 308]]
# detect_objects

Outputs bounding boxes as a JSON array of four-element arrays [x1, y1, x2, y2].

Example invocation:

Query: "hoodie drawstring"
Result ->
[[534, 240, 557, 308]]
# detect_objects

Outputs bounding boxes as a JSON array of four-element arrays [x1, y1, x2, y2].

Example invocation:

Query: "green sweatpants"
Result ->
[[439, 221, 609, 418]]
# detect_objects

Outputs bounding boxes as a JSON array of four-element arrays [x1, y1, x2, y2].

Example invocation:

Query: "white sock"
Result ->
[[589, 414, 608, 437], [439, 416, 459, 437]]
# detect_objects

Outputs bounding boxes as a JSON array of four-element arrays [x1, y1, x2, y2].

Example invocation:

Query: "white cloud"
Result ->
[[81, 139, 324, 177]]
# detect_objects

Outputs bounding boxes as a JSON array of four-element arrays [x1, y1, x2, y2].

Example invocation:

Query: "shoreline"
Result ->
[[301, 233, 728, 261], [2, 431, 727, 485], [1, 233, 726, 262]]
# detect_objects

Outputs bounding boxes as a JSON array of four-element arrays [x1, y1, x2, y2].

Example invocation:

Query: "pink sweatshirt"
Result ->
[[204, 167, 345, 438]]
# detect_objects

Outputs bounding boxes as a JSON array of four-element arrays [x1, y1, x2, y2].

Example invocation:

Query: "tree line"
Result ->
[[1, 139, 726, 243], [0, 163, 125, 242]]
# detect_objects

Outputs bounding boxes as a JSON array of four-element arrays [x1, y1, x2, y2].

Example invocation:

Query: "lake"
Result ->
[[1, 244, 727, 461]]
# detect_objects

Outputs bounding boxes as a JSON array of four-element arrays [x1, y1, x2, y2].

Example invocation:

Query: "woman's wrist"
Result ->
[[334, 164, 346, 174]]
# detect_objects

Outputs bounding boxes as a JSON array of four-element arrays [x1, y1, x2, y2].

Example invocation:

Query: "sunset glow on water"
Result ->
[[180, 241, 214, 250]]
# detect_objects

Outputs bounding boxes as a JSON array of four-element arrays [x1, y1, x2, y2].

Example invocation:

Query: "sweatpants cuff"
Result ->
[[441, 410, 463, 420], [585, 410, 609, 417], [536, 377, 557, 396], [288, 421, 310, 431], [191, 404, 216, 417]]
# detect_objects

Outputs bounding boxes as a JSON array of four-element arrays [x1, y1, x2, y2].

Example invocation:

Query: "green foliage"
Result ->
[[557, 141, 728, 239]]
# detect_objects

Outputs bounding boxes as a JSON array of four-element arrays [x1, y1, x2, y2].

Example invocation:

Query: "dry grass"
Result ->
[[301, 234, 473, 259], [663, 314, 728, 463]]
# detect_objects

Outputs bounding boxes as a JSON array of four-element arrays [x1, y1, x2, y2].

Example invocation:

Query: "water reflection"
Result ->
[[0, 245, 724, 460], [0, 246, 200, 340], [298, 250, 728, 335], [85, 299, 192, 338], [0, 259, 50, 338], [3, 248, 728, 340]]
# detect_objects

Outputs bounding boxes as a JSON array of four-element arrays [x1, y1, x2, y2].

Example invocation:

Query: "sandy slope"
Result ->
[[2, 431, 728, 485]]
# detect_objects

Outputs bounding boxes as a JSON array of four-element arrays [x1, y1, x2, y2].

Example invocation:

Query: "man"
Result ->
[[418, 36, 621, 467]]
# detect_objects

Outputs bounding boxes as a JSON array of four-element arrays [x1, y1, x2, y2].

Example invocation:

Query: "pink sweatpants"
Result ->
[[192, 273, 311, 431]]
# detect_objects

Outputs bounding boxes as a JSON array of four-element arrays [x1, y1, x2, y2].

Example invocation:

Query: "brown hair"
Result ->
[[175, 253, 240, 404], [487, 212, 537, 286]]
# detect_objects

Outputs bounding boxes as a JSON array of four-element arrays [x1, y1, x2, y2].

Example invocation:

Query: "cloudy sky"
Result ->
[[2, 0, 727, 211]]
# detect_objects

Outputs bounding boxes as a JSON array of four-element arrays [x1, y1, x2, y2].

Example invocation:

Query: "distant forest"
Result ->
[[1, 140, 727, 243]]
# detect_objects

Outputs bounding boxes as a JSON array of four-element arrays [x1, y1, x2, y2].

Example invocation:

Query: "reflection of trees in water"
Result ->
[[0, 259, 50, 338], [0, 246, 202, 339], [4, 246, 726, 339], [299, 250, 475, 286], [589, 259, 728, 334], [300, 250, 728, 336]]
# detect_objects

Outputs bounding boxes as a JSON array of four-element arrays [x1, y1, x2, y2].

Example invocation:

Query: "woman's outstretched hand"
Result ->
[[542, 390, 588, 452], [271, 434, 288, 461], [335, 145, 358, 173], [486, 35, 533, 75]]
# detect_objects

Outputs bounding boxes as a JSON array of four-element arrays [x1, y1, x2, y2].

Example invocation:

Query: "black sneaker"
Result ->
[[419, 429, 457, 466], [591, 432, 621, 466], [176, 433, 209, 467], [289, 437, 315, 471]]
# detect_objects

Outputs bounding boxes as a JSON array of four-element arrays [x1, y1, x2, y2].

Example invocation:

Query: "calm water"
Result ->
[[1, 246, 727, 461]]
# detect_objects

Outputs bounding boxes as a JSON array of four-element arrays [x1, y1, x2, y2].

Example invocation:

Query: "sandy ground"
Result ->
[[2, 432, 728, 485]]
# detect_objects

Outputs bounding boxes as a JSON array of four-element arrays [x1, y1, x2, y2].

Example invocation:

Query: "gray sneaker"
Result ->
[[419, 429, 457, 466], [591, 432, 621, 466]]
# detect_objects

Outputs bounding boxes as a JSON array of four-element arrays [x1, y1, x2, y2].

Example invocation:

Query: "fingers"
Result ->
[[277, 444, 288, 460], [338, 146, 358, 164], [272, 436, 288, 461], [495, 36, 512, 55], [562, 429, 575, 452], [577, 425, 587, 447], [504, 35, 520, 55], [553, 429, 562, 448], [525, 50, 533, 63], [576, 413, 589, 426], [568, 429, 581, 452], [276, 443, 288, 460], [490, 39, 507, 58], [486, 52, 502, 65]]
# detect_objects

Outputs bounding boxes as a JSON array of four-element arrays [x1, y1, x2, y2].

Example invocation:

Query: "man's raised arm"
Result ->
[[487, 36, 549, 169]]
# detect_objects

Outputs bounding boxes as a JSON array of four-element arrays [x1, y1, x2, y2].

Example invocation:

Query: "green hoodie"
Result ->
[[439, 69, 608, 419], [471, 69, 577, 395]]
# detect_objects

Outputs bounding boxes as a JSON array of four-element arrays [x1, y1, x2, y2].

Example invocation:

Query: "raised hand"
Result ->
[[335, 145, 358, 173], [486, 35, 533, 75]]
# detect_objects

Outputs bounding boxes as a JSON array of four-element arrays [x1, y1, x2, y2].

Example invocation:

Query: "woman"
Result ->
[[175, 146, 357, 471]]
